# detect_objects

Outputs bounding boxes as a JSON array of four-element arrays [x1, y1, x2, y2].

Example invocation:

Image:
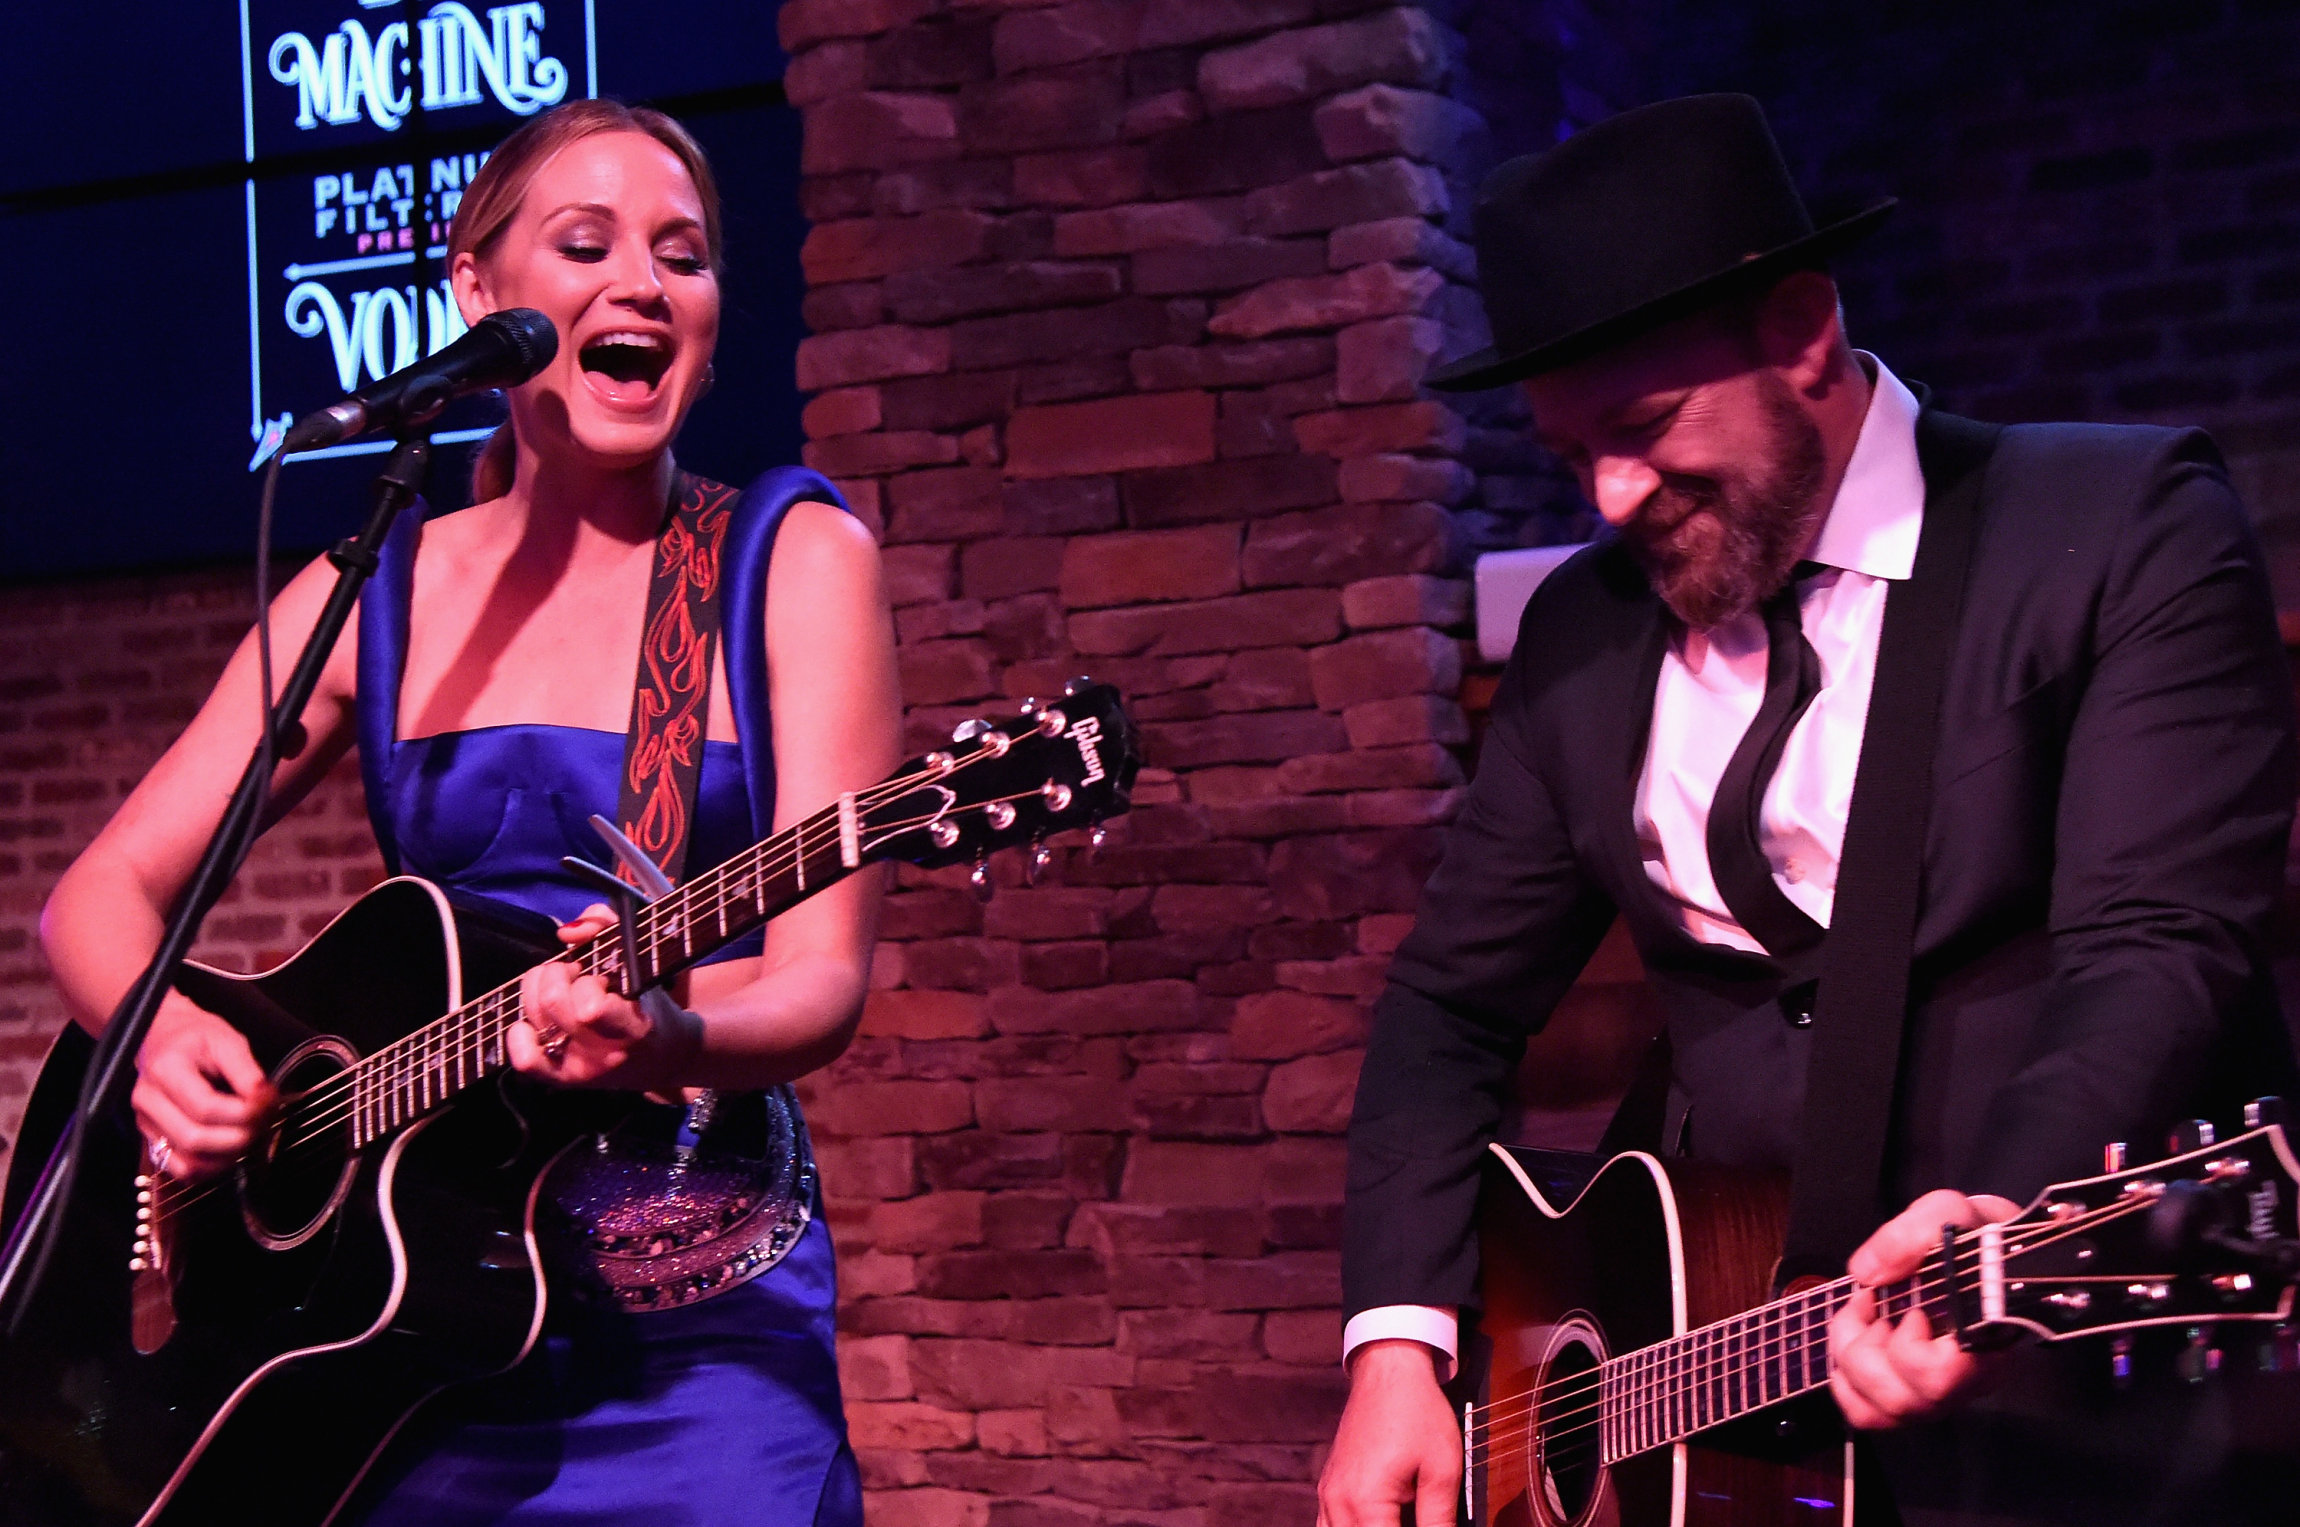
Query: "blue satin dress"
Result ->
[[346, 470, 862, 1527]]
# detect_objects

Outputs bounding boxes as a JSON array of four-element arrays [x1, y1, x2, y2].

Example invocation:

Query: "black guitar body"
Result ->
[[0, 878, 590, 1527], [0, 682, 1146, 1526]]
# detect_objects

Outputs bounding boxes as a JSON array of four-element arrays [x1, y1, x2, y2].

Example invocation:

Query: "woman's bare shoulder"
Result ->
[[772, 498, 881, 578]]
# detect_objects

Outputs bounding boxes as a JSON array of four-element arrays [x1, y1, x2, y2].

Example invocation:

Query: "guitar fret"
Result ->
[[1692, 1328, 1708, 1433], [1710, 1323, 1725, 1429], [1786, 1294, 1805, 1394], [1637, 1346, 1652, 1454], [1797, 1297, 1812, 1396], [1602, 1361, 1617, 1465], [1628, 1352, 1646, 1453], [291, 761, 962, 1199], [1779, 1299, 1795, 1402], [1732, 1308, 1748, 1415], [1646, 1344, 1659, 1452], [1587, 1265, 1978, 1475]]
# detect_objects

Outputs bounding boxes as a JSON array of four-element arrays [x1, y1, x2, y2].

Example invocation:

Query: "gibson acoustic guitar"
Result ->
[[1466, 1114, 2300, 1526], [0, 682, 1138, 1527]]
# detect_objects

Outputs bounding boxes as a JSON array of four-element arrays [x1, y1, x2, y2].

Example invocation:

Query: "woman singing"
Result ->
[[39, 100, 895, 1524]]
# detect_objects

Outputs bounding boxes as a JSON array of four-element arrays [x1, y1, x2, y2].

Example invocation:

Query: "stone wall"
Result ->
[[776, 3, 1636, 1521], [0, 570, 384, 1162], [1649, 0, 2300, 595], [5, 4, 2300, 1525]]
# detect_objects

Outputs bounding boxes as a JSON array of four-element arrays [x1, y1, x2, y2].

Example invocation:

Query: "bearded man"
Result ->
[[1321, 95, 2298, 1527]]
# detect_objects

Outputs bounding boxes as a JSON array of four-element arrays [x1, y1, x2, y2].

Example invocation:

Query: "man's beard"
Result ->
[[1622, 375, 1828, 628]]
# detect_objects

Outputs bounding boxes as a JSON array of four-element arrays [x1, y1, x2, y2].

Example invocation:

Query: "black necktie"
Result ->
[[1705, 576, 1827, 957]]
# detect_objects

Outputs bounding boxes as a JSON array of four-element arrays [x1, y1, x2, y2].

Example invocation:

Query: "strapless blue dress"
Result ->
[[345, 470, 862, 1527]]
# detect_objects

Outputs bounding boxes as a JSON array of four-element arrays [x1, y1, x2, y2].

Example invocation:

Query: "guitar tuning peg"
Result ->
[[2104, 1141, 2130, 1172], [952, 717, 993, 743], [1019, 697, 1041, 716], [2169, 1119, 2217, 1154], [1087, 819, 1108, 863], [970, 852, 994, 903], [1062, 675, 1093, 697], [2246, 1097, 2288, 1130], [1025, 834, 1052, 886]]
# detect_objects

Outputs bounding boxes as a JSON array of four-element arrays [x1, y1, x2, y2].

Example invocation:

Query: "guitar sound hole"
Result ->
[[238, 1037, 360, 1251], [1533, 1324, 1606, 1527]]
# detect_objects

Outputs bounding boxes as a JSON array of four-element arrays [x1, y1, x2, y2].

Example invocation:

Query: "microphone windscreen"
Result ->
[[483, 308, 559, 379]]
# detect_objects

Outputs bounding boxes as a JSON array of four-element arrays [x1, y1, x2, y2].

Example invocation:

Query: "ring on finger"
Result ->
[[150, 1137, 174, 1177], [533, 1020, 570, 1063]]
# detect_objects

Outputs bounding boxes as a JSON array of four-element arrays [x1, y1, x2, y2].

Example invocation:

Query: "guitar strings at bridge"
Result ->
[[1460, 1191, 2161, 1484]]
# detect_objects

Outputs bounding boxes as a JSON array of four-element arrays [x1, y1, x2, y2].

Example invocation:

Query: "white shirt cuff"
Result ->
[[1342, 1304, 1459, 1381]]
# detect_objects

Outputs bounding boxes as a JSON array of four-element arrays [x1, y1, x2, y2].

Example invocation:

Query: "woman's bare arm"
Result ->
[[506, 499, 902, 1090], [39, 554, 364, 1172]]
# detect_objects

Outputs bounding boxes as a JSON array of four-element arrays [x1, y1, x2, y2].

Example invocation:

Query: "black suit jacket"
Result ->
[[1344, 410, 2299, 1521]]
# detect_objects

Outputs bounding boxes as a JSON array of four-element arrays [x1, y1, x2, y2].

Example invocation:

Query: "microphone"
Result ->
[[282, 307, 558, 454]]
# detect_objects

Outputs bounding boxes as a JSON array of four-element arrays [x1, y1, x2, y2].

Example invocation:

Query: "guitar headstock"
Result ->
[[1971, 1112, 2300, 1345], [862, 679, 1140, 871]]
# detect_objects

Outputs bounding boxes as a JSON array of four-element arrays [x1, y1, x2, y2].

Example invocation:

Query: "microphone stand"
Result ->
[[0, 436, 432, 1333]]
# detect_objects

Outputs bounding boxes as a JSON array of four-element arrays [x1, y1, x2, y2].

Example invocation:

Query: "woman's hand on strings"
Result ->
[[132, 993, 276, 1181], [507, 903, 701, 1090]]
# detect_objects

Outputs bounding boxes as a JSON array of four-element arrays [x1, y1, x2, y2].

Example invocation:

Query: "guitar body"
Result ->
[[0, 877, 582, 1527], [1470, 1147, 1855, 1527], [0, 684, 1143, 1525]]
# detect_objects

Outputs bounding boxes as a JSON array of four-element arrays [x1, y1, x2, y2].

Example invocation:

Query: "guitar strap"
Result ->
[[1774, 406, 2003, 1288], [614, 470, 739, 886]]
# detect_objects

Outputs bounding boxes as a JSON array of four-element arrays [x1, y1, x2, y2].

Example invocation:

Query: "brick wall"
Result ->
[[0, 569, 385, 1167], [6, 4, 2300, 1524], [775, 2, 1641, 1521], [1648, 0, 2300, 598]]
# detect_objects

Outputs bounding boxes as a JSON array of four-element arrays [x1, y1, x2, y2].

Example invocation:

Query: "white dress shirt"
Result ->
[[1342, 359, 1927, 1373]]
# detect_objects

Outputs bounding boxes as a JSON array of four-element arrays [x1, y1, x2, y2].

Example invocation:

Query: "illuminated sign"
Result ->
[[239, 0, 596, 461]]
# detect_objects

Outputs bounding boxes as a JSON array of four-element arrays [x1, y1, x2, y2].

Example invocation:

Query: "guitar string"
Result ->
[[1462, 1194, 2139, 1434], [1461, 1194, 2160, 1466], [1471, 1279, 1852, 1458], [128, 752, 957, 1225], [1467, 1197, 2147, 1461], [267, 802, 854, 1139], [145, 786, 1062, 1220], [277, 789, 1038, 1145], [144, 799, 906, 1221], [260, 742, 978, 1132], [1490, 1277, 1896, 1473], [1462, 1194, 2152, 1454]]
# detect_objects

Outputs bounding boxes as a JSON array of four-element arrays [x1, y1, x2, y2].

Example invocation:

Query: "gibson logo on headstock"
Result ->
[[1070, 716, 1107, 785]]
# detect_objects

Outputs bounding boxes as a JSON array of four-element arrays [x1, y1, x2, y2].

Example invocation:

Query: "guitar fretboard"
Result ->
[[337, 795, 864, 1148], [1591, 1274, 1928, 1463]]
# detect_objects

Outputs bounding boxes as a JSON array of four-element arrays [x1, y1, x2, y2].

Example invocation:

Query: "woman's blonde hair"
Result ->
[[453, 100, 723, 503]]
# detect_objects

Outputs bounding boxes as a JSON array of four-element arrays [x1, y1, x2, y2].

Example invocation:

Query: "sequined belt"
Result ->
[[541, 1083, 815, 1311]]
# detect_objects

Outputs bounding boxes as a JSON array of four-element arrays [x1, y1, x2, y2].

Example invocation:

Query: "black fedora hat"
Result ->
[[1427, 94, 1894, 391]]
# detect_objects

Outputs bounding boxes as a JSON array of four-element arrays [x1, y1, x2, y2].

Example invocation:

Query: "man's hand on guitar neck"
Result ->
[[1317, 1339, 1461, 1527], [1829, 1188, 2022, 1429]]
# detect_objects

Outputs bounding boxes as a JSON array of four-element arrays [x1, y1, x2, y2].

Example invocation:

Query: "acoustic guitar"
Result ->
[[1467, 1115, 2300, 1525], [0, 682, 1137, 1527]]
